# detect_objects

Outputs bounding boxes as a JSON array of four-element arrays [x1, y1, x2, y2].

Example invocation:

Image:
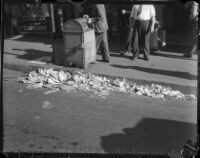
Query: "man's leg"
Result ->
[[121, 29, 133, 56], [126, 29, 133, 53], [184, 20, 197, 58], [186, 31, 197, 58], [132, 21, 139, 59], [101, 31, 110, 62], [144, 32, 150, 60], [95, 32, 103, 54], [141, 20, 150, 60]]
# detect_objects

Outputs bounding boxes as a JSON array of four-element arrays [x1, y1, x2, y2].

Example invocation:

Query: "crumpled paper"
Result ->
[[18, 68, 196, 100]]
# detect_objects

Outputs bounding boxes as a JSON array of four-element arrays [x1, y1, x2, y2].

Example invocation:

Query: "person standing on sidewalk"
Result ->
[[84, 4, 110, 63], [119, 6, 134, 56], [183, 1, 198, 58], [130, 4, 156, 61]]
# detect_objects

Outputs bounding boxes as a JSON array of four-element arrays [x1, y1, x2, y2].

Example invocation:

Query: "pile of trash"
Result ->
[[18, 68, 196, 100]]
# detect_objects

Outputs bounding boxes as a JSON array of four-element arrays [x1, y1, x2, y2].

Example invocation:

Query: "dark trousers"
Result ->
[[96, 31, 110, 60], [186, 20, 197, 57], [132, 20, 151, 59], [125, 29, 134, 52]]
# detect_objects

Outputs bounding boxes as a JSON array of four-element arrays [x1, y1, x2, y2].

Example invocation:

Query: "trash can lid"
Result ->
[[62, 18, 91, 33]]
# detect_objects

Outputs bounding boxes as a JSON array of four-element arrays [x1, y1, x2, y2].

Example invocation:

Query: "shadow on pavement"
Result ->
[[6, 49, 52, 62], [110, 53, 131, 59], [160, 44, 189, 54], [8, 34, 52, 45], [110, 65, 197, 80], [100, 118, 197, 157], [150, 51, 197, 61]]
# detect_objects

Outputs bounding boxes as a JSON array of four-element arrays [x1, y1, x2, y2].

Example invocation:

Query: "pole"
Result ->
[[50, 3, 56, 63]]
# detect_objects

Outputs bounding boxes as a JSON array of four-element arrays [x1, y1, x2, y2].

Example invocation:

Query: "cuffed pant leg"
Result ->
[[126, 29, 133, 52], [140, 20, 150, 59], [96, 32, 103, 54], [132, 22, 139, 58], [100, 32, 110, 60], [144, 33, 150, 59]]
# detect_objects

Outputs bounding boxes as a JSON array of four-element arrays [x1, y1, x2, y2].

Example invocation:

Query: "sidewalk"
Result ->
[[3, 34, 197, 94]]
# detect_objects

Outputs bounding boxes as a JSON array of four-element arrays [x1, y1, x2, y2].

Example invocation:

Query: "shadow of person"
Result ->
[[101, 118, 197, 157], [7, 49, 52, 62], [110, 65, 197, 80], [150, 51, 197, 61]]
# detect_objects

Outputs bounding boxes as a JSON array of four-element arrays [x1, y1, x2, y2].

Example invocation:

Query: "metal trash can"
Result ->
[[62, 18, 96, 68]]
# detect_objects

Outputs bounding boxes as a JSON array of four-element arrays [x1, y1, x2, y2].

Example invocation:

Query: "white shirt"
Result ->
[[130, 5, 155, 21]]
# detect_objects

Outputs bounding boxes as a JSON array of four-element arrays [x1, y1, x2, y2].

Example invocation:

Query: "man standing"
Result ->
[[85, 4, 110, 62], [130, 5, 156, 61], [184, 1, 198, 58], [119, 6, 133, 56]]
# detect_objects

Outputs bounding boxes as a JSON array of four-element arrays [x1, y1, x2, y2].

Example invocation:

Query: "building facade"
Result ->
[[4, 1, 191, 38]]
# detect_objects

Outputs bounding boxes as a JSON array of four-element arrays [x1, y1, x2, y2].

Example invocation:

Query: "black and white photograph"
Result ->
[[1, 0, 199, 157]]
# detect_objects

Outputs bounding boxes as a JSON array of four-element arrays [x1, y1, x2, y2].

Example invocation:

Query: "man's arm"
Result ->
[[150, 15, 156, 32], [150, 5, 156, 32]]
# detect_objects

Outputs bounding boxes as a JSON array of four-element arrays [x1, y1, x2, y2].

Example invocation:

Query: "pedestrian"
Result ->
[[130, 4, 156, 61], [84, 4, 110, 63], [119, 6, 134, 56], [150, 19, 166, 51], [183, 1, 198, 58]]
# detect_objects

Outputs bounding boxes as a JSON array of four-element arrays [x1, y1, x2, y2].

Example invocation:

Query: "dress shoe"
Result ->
[[103, 59, 110, 63], [131, 56, 136, 60]]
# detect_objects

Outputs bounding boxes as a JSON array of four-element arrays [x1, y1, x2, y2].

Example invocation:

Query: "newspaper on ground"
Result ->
[[18, 68, 196, 101]]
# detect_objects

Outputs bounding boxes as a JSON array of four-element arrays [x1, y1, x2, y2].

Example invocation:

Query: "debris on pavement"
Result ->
[[18, 68, 196, 101], [44, 88, 59, 95], [34, 116, 41, 119], [42, 101, 54, 109], [59, 84, 75, 92]]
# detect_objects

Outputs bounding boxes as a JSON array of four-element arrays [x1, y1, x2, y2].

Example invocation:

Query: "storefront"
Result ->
[[18, 4, 51, 33], [4, 2, 51, 36], [4, 1, 84, 36], [4, 1, 189, 37]]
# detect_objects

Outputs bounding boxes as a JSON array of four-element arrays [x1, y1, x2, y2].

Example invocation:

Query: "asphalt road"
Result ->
[[3, 69, 197, 158]]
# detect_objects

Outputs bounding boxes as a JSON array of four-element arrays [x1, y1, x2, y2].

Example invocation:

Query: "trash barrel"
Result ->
[[61, 18, 96, 68]]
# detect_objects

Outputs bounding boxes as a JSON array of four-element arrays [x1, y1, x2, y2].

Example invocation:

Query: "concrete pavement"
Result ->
[[3, 34, 198, 93], [2, 32, 198, 156], [3, 69, 197, 156]]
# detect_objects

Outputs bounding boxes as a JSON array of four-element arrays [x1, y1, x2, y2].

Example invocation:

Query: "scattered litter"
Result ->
[[42, 101, 54, 109], [26, 82, 43, 89], [185, 94, 197, 100], [34, 116, 40, 119], [28, 61, 46, 65], [18, 68, 197, 101], [44, 88, 59, 95]]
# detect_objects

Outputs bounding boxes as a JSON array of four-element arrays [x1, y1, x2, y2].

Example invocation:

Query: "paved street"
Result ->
[[3, 69, 197, 157], [2, 34, 198, 157]]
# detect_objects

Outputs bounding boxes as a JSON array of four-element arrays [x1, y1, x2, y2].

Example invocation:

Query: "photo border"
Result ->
[[1, 0, 199, 158]]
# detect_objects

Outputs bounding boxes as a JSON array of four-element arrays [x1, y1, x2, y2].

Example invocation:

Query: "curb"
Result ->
[[3, 63, 197, 95]]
